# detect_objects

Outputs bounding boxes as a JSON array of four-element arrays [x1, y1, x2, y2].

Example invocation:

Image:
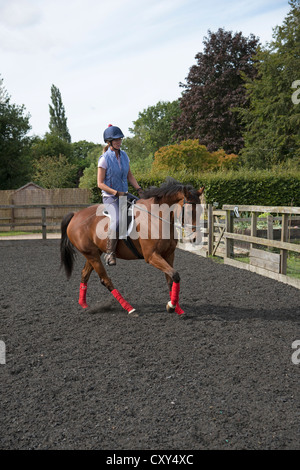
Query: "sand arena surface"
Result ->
[[0, 240, 299, 449]]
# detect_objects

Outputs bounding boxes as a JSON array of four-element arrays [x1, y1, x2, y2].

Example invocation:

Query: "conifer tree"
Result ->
[[49, 84, 71, 143], [0, 74, 9, 104]]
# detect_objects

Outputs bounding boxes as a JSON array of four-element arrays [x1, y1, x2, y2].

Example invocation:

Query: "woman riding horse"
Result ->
[[97, 124, 143, 266], [61, 178, 204, 317]]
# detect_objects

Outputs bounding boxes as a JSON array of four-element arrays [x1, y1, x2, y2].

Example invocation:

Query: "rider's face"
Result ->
[[111, 138, 122, 150]]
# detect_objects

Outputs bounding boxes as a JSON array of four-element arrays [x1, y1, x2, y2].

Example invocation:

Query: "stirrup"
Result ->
[[105, 252, 116, 266]]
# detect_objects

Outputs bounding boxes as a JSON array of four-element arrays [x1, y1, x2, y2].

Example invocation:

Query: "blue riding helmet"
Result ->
[[103, 124, 124, 142]]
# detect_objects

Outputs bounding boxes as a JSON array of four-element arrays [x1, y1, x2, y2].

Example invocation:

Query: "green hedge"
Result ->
[[199, 171, 300, 207], [91, 170, 300, 208]]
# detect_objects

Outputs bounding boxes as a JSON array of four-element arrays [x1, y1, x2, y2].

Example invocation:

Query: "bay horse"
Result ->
[[60, 179, 204, 317]]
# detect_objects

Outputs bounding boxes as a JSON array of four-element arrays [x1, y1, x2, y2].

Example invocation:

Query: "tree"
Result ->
[[122, 100, 181, 163], [152, 139, 238, 173], [130, 100, 181, 150], [78, 146, 103, 190], [49, 84, 71, 142], [71, 140, 100, 163], [79, 160, 98, 190], [0, 78, 32, 189], [72, 141, 102, 186], [174, 29, 259, 153], [0, 74, 9, 104], [240, 0, 300, 168], [33, 154, 77, 188], [30, 133, 72, 161], [30, 136, 101, 188]]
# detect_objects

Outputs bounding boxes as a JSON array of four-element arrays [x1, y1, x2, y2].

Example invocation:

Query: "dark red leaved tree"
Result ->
[[174, 28, 259, 153]]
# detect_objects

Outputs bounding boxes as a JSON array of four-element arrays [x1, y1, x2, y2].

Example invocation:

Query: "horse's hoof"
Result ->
[[166, 301, 175, 313], [177, 311, 186, 317], [128, 308, 139, 317]]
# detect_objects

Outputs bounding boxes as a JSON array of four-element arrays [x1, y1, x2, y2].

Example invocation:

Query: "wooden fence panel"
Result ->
[[191, 204, 300, 288], [250, 248, 280, 273], [0, 186, 92, 232], [222, 204, 300, 289], [1, 200, 300, 289]]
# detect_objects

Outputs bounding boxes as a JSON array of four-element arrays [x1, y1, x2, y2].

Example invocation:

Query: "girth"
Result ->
[[122, 236, 144, 259]]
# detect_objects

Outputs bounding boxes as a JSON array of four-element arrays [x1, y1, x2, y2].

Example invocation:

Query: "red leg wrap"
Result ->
[[170, 282, 180, 306], [169, 288, 184, 315], [79, 282, 88, 308], [111, 289, 135, 313]]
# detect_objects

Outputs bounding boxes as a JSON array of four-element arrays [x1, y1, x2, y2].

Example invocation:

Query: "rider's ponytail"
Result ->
[[103, 143, 110, 153]]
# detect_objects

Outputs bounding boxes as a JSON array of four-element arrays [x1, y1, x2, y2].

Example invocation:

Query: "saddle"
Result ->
[[103, 193, 144, 260]]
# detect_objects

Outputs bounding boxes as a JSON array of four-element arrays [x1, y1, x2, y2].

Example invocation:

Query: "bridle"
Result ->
[[179, 196, 201, 241]]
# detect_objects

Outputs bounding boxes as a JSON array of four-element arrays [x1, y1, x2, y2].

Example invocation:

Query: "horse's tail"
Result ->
[[60, 212, 76, 279]]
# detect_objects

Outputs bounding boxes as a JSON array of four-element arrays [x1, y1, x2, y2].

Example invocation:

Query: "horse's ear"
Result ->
[[197, 187, 205, 195]]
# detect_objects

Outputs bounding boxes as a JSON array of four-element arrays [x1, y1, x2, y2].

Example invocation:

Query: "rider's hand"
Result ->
[[116, 191, 128, 197]]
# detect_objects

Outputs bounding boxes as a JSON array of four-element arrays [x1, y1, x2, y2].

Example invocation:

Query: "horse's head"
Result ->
[[179, 186, 205, 243], [182, 186, 204, 203], [141, 179, 205, 243]]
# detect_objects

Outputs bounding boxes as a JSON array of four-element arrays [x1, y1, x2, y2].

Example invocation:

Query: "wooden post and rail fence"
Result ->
[[0, 202, 300, 289], [205, 204, 300, 289], [0, 204, 90, 239]]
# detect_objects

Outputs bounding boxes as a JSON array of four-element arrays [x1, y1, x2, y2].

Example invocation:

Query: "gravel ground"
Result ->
[[0, 239, 299, 450]]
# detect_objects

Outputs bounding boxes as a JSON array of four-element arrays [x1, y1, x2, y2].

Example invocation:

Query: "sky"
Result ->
[[0, 0, 291, 144]]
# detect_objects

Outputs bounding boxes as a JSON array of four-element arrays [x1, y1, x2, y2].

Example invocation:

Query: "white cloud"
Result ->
[[0, 0, 41, 29]]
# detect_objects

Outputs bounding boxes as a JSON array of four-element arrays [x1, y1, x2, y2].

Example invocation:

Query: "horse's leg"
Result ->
[[78, 260, 94, 308], [146, 251, 184, 315], [164, 253, 185, 316], [82, 250, 137, 316]]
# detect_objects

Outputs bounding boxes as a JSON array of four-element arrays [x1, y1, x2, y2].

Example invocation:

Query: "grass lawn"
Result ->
[[0, 231, 33, 236]]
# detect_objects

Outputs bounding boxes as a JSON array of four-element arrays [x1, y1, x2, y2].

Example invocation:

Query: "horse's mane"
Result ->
[[141, 177, 199, 203]]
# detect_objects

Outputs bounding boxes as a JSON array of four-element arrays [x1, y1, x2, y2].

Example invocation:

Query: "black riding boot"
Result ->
[[105, 235, 118, 266]]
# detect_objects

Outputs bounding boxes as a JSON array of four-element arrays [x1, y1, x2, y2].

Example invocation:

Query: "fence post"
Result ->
[[280, 213, 288, 274], [41, 207, 47, 240], [250, 212, 257, 250], [225, 210, 233, 259], [207, 204, 213, 256]]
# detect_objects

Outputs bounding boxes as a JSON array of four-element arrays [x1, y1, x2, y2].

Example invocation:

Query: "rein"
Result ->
[[74, 197, 202, 236], [128, 197, 203, 231]]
